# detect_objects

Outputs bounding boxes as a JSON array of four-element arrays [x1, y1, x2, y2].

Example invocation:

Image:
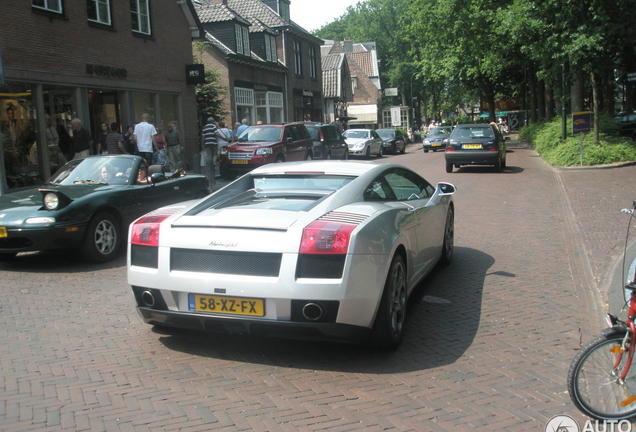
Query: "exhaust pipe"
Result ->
[[141, 290, 156, 307], [302, 303, 324, 321]]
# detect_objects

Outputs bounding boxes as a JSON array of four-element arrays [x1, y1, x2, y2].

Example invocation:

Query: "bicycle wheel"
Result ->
[[568, 332, 636, 420]]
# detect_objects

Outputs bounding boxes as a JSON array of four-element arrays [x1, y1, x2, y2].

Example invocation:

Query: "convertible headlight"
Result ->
[[43, 192, 59, 210], [25, 217, 56, 224], [256, 148, 273, 155]]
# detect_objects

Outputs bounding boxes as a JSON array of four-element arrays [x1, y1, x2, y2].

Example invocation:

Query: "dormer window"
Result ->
[[265, 34, 277, 63], [235, 24, 251, 56]]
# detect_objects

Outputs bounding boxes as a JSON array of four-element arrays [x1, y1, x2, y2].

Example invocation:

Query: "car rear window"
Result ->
[[451, 127, 493, 139]]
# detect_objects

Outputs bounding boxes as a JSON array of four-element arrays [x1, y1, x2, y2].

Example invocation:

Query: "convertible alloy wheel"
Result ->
[[372, 254, 407, 350], [440, 207, 454, 266], [81, 212, 120, 263]]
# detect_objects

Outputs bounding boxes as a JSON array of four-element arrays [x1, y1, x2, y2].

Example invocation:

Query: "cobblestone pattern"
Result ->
[[1, 139, 631, 431]]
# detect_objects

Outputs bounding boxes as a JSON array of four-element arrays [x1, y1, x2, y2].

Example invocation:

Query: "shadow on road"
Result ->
[[0, 249, 126, 273], [156, 246, 494, 374]]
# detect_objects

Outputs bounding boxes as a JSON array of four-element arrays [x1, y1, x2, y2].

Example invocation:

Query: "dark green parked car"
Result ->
[[0, 155, 209, 262]]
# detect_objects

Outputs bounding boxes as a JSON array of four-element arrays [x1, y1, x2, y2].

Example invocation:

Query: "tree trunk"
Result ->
[[545, 81, 554, 121], [529, 76, 538, 124], [570, 63, 585, 113], [592, 72, 600, 145]]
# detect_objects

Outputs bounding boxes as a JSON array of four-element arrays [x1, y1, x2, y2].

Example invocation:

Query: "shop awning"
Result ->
[[496, 111, 508, 117], [479, 112, 489, 118], [347, 105, 378, 124]]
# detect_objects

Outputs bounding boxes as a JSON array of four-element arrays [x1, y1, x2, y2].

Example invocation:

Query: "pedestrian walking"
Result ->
[[164, 122, 183, 172], [105, 122, 126, 155], [133, 113, 157, 166], [201, 117, 220, 186]]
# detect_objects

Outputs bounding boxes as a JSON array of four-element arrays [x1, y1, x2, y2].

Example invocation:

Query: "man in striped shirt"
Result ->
[[201, 117, 221, 186]]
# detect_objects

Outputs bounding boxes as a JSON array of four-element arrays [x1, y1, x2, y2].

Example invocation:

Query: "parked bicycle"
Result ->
[[567, 200, 636, 420]]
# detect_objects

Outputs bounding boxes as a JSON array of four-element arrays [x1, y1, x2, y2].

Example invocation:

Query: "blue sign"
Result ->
[[572, 111, 591, 134]]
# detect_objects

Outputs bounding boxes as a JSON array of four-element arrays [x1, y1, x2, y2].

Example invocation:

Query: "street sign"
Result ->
[[384, 88, 398, 97], [572, 111, 591, 134], [391, 107, 401, 127], [449, 112, 456, 119]]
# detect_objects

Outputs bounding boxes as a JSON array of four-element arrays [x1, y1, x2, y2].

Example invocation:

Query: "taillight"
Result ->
[[488, 147, 498, 152], [445, 147, 456, 152], [299, 221, 356, 254], [131, 215, 170, 246], [319, 129, 325, 142]]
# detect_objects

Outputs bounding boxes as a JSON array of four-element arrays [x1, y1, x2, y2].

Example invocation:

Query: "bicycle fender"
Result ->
[[601, 326, 628, 338]]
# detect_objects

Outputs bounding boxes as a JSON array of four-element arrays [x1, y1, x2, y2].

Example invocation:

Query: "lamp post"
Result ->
[[410, 72, 417, 130]]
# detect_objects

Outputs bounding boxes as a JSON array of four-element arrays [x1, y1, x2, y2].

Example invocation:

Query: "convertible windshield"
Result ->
[[238, 126, 283, 142], [344, 130, 370, 139], [48, 157, 136, 185]]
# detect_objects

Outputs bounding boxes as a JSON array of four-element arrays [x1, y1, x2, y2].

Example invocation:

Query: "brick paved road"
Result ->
[[2, 138, 634, 431]]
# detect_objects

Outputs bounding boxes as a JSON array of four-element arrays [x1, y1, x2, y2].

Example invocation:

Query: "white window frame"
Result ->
[[242, 27, 250, 55], [131, 0, 151, 35], [293, 40, 302, 75], [235, 88, 254, 107], [265, 34, 277, 63], [32, 0, 63, 13], [87, 0, 111, 25], [235, 25, 244, 55]]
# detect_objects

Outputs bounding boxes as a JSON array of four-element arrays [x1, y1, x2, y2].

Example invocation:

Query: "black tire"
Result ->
[[325, 152, 332, 160], [424, 149, 429, 153], [275, 155, 285, 163], [371, 254, 407, 350], [401, 143, 406, 154], [439, 206, 454, 266], [80, 212, 120, 263], [305, 151, 313, 161], [445, 162, 453, 173], [0, 252, 17, 261], [567, 332, 636, 420], [343, 150, 349, 160], [365, 146, 371, 159], [376, 146, 383, 158], [502, 157, 507, 169]]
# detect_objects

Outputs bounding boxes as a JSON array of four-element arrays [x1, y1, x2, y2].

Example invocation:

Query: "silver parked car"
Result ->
[[344, 129, 383, 158]]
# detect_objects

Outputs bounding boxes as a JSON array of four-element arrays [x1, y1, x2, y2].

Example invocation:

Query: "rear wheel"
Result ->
[[424, 149, 429, 153], [376, 146, 383, 158], [568, 333, 636, 420], [80, 212, 120, 263], [343, 150, 349, 160], [439, 207, 454, 266], [325, 152, 332, 160], [305, 152, 313, 161], [371, 254, 407, 350], [365, 146, 371, 159], [401, 143, 406, 154], [445, 162, 453, 173]]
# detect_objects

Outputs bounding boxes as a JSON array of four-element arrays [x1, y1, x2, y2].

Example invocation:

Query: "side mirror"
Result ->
[[438, 182, 456, 195], [150, 173, 166, 184]]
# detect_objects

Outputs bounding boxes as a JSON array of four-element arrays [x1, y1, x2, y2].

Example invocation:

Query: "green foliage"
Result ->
[[520, 117, 636, 166], [195, 70, 227, 129]]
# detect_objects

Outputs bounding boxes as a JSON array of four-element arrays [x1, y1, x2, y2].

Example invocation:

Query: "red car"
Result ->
[[219, 123, 314, 179]]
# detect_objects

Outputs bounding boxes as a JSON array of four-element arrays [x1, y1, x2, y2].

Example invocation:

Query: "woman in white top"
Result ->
[[216, 122, 233, 149]]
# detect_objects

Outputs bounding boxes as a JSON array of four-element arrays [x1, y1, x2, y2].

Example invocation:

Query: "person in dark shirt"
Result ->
[[106, 122, 126, 155], [71, 118, 92, 159]]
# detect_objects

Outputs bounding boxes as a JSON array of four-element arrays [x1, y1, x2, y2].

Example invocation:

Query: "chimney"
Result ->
[[343, 39, 353, 53]]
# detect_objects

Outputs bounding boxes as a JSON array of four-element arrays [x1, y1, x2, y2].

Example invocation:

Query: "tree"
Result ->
[[192, 42, 228, 130]]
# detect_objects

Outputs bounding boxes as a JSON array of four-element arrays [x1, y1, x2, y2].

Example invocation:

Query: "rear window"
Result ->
[[451, 126, 493, 139]]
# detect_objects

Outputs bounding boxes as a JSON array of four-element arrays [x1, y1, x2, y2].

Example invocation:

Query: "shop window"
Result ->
[[130, 0, 151, 35], [131, 92, 155, 125], [32, 0, 63, 14], [87, 0, 112, 26]]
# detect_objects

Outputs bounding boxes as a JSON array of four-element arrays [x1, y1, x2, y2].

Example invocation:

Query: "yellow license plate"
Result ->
[[463, 144, 483, 149], [232, 160, 248, 164], [432, 143, 441, 146], [189, 294, 265, 316], [0, 227, 6, 238]]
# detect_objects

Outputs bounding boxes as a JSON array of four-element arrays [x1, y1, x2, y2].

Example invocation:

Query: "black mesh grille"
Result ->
[[171, 248, 282, 276], [296, 254, 346, 279], [131, 245, 159, 268]]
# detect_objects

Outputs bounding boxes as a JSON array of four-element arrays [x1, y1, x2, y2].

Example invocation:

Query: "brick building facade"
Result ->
[[194, 0, 323, 127], [0, 1, 202, 192]]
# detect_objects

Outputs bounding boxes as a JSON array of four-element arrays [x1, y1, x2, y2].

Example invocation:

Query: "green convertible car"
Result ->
[[0, 155, 209, 263]]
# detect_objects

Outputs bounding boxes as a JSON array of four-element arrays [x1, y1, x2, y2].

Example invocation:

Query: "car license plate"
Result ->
[[232, 160, 248, 164], [0, 227, 6, 238], [463, 144, 483, 149], [189, 294, 265, 316], [432, 143, 441, 147]]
